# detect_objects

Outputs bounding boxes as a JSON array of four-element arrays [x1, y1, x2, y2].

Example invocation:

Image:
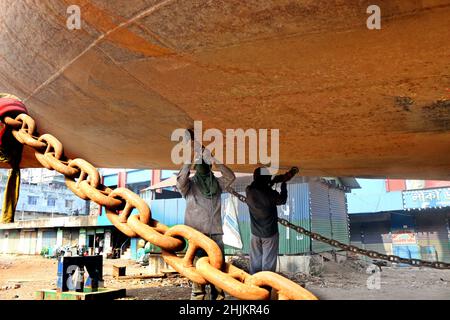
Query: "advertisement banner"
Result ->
[[392, 231, 417, 245], [402, 187, 450, 210]]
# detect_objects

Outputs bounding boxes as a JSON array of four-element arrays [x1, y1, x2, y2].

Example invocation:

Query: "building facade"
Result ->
[[0, 168, 358, 261], [0, 168, 91, 255], [0, 169, 89, 220], [347, 179, 450, 263], [0, 169, 175, 257]]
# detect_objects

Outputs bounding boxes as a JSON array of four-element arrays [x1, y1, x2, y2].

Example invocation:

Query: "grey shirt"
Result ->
[[176, 163, 235, 235]]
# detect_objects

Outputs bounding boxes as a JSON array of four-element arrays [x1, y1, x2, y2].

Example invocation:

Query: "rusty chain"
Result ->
[[226, 188, 450, 270], [2, 112, 318, 300]]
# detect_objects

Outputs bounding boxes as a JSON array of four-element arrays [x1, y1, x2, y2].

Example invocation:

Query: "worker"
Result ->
[[176, 146, 235, 300], [245, 167, 287, 274]]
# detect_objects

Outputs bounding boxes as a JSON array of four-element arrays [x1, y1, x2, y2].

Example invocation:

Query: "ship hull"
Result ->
[[1, 1, 449, 178]]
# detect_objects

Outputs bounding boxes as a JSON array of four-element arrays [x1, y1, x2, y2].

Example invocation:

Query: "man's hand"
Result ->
[[202, 146, 215, 165]]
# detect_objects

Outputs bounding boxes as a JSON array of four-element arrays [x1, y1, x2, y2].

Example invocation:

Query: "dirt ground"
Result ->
[[0, 254, 449, 300], [306, 258, 450, 300]]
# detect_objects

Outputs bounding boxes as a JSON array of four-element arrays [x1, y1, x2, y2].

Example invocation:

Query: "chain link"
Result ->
[[1, 112, 317, 300], [226, 186, 248, 203]]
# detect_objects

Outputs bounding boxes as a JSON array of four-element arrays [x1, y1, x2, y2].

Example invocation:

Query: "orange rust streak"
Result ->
[[64, 0, 172, 57]]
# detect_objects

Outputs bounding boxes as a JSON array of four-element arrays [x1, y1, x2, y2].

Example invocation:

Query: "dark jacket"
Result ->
[[245, 182, 287, 238]]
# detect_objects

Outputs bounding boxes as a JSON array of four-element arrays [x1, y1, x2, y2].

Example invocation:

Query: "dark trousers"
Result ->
[[191, 234, 225, 300], [249, 232, 279, 274]]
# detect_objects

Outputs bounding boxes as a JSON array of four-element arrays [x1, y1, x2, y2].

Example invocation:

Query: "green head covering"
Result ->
[[193, 162, 220, 198]]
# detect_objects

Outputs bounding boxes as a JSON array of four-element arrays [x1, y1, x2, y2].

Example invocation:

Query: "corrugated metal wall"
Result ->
[[41, 230, 57, 249], [62, 229, 79, 246], [329, 188, 350, 245], [352, 221, 392, 262], [309, 181, 332, 252], [19, 230, 37, 254], [415, 212, 450, 263], [349, 223, 363, 248], [7, 230, 20, 253], [391, 213, 415, 231], [141, 198, 186, 253], [362, 221, 392, 256], [0, 230, 6, 253], [149, 198, 186, 226], [279, 183, 311, 254], [29, 231, 37, 255]]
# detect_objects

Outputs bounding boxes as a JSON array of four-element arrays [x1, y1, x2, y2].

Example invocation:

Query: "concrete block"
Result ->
[[277, 256, 311, 275], [35, 288, 126, 300], [336, 252, 348, 264], [309, 255, 325, 276], [113, 266, 126, 278]]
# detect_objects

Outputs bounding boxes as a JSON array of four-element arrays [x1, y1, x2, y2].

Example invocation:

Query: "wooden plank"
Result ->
[[35, 288, 127, 300], [114, 273, 165, 280]]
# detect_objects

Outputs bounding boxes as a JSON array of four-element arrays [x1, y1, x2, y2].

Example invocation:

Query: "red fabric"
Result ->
[[0, 98, 27, 146], [0, 98, 27, 118], [0, 126, 6, 143]]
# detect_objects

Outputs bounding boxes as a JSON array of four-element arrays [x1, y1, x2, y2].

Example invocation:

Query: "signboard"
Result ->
[[402, 187, 450, 210], [392, 231, 417, 245]]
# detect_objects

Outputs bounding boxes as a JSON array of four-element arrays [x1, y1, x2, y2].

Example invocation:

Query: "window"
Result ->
[[27, 196, 38, 205], [65, 200, 73, 208], [47, 198, 56, 207]]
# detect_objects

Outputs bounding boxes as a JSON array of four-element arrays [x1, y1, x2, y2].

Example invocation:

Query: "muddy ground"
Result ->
[[0, 254, 448, 300]]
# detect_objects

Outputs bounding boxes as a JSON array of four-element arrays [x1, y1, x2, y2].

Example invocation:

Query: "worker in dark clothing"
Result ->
[[176, 147, 235, 300], [246, 167, 287, 274]]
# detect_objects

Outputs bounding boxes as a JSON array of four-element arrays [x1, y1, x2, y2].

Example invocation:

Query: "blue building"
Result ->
[[0, 169, 88, 219]]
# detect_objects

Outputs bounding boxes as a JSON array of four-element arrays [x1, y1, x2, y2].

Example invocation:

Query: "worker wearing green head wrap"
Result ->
[[192, 162, 220, 199], [177, 146, 235, 300]]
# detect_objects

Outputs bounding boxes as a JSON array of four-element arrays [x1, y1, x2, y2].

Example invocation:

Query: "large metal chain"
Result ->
[[2, 112, 317, 300], [227, 188, 450, 270]]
